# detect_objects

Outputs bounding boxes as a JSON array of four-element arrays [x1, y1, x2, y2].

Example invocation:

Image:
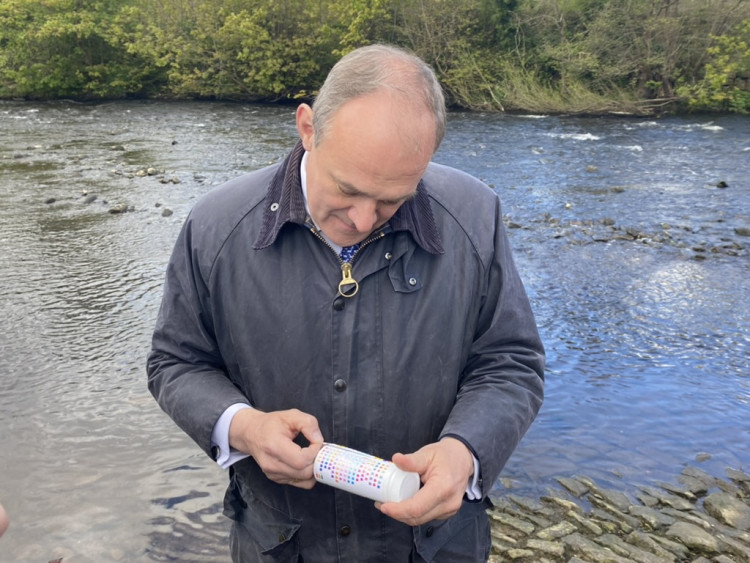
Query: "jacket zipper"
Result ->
[[309, 227, 385, 298]]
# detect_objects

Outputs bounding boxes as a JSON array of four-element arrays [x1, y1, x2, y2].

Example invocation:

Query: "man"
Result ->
[[148, 44, 544, 562]]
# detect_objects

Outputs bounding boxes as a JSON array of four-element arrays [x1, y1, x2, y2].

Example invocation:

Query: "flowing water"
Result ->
[[0, 101, 748, 561]]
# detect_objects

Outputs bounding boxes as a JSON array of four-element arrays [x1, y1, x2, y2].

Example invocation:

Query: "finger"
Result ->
[[294, 414, 324, 445], [378, 473, 463, 526]]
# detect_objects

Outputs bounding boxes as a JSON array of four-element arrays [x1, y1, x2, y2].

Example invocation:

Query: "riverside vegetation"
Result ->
[[1, 0, 749, 114]]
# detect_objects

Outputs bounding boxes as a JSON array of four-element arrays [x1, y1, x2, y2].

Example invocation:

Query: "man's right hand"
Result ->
[[228, 408, 324, 488]]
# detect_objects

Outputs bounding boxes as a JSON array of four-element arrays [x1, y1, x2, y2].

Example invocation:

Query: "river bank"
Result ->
[[488, 461, 750, 562]]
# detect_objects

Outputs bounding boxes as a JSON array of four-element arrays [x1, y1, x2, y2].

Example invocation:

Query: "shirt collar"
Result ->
[[254, 140, 443, 255]]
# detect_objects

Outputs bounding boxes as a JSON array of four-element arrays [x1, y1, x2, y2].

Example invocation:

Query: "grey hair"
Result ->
[[311, 44, 446, 152]]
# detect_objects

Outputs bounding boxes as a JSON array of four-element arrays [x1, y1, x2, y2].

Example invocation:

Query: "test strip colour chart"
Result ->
[[314, 445, 389, 490]]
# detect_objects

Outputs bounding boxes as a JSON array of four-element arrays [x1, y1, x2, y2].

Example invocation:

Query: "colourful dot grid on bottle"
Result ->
[[314, 444, 389, 490]]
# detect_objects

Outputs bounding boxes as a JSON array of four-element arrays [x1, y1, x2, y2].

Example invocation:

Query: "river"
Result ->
[[0, 100, 748, 561]]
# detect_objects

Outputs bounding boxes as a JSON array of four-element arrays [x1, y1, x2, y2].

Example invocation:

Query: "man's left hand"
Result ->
[[377, 437, 475, 526]]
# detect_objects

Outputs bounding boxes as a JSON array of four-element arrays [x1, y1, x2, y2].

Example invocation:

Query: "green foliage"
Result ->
[[677, 19, 750, 113], [0, 0, 749, 113], [0, 0, 159, 99]]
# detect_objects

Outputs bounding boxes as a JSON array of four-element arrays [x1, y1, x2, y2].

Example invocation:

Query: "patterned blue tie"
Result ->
[[339, 243, 360, 263]]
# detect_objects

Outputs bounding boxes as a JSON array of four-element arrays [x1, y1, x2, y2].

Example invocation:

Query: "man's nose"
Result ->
[[348, 200, 378, 233]]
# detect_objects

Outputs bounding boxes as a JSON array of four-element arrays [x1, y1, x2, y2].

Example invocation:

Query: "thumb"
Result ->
[[392, 451, 428, 475], [299, 421, 324, 445]]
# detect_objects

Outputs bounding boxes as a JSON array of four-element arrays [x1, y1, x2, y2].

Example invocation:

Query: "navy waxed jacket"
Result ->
[[147, 141, 545, 562]]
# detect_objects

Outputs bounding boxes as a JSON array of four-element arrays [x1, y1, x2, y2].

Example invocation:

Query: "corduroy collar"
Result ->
[[253, 141, 444, 254]]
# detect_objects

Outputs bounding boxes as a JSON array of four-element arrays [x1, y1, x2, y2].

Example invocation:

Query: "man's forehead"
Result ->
[[330, 171, 418, 202]]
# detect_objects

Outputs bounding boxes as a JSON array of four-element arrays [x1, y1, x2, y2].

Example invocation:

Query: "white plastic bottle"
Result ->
[[313, 443, 420, 503]]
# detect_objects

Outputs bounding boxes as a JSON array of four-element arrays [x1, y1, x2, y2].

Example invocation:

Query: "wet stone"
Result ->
[[665, 521, 720, 553], [703, 491, 750, 530], [488, 465, 750, 563], [628, 505, 676, 530], [556, 476, 589, 498], [536, 521, 577, 540]]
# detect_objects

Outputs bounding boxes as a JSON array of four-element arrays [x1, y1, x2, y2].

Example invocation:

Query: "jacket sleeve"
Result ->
[[439, 195, 545, 498], [147, 214, 249, 458]]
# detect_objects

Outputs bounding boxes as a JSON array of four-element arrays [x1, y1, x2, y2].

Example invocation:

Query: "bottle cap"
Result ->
[[383, 465, 420, 503]]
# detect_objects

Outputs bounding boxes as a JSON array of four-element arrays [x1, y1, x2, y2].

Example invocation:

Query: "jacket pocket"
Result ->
[[412, 498, 492, 562], [223, 476, 302, 556]]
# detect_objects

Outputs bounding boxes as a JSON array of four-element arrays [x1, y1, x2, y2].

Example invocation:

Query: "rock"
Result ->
[[556, 477, 590, 498], [45, 197, 56, 204], [525, 538, 565, 557], [703, 491, 750, 530], [108, 203, 131, 214], [83, 194, 97, 204], [489, 467, 750, 562], [562, 532, 633, 562], [541, 493, 583, 514], [161, 208, 174, 217], [586, 483, 632, 512], [638, 485, 694, 511], [625, 530, 677, 561], [735, 227, 750, 237], [665, 521, 719, 554], [536, 521, 577, 540], [655, 480, 697, 500], [489, 511, 536, 535], [596, 533, 673, 562], [628, 505, 675, 530], [716, 180, 728, 188]]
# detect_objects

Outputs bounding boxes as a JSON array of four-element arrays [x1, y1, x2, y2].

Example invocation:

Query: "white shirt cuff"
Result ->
[[465, 455, 482, 500], [210, 403, 252, 469]]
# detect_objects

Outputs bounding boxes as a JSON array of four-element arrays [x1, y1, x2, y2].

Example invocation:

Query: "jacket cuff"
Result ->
[[440, 433, 484, 501]]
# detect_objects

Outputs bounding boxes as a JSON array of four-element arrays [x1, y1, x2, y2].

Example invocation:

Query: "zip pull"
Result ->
[[338, 262, 359, 298]]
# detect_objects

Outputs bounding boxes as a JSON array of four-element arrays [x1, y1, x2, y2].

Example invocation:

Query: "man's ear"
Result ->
[[296, 103, 315, 151]]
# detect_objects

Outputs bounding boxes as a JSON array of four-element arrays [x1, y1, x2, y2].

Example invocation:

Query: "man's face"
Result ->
[[297, 91, 435, 248]]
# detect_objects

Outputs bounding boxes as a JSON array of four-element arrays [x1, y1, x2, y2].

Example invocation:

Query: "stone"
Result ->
[[727, 468, 750, 483], [596, 533, 674, 563], [588, 485, 632, 512], [541, 493, 583, 514], [639, 486, 694, 511], [628, 505, 676, 530], [665, 521, 719, 554], [656, 480, 697, 500], [703, 491, 750, 530], [624, 530, 676, 561], [556, 477, 589, 498], [562, 533, 633, 563], [674, 474, 710, 496], [536, 521, 577, 540], [588, 498, 639, 531], [489, 511, 536, 535], [525, 538, 565, 557], [717, 533, 750, 561], [505, 548, 534, 559], [568, 509, 603, 535]]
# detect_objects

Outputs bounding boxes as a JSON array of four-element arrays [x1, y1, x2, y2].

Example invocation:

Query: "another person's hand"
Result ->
[[0, 503, 9, 538], [377, 437, 474, 526], [229, 408, 324, 489]]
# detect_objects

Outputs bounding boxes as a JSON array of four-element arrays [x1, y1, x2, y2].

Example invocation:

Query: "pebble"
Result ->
[[488, 466, 750, 562]]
